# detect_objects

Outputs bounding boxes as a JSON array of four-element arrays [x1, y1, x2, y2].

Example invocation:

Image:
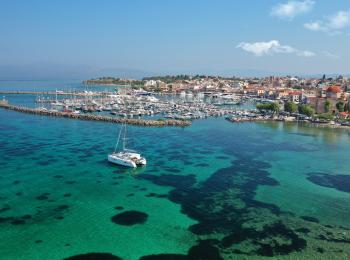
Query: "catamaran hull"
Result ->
[[108, 155, 137, 168], [136, 158, 147, 166]]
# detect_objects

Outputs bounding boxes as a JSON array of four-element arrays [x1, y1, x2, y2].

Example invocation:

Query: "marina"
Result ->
[[2, 87, 350, 130], [0, 100, 191, 127], [0, 88, 245, 121]]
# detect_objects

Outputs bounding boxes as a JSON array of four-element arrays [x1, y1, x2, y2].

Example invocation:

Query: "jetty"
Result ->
[[0, 91, 103, 97], [0, 100, 191, 127]]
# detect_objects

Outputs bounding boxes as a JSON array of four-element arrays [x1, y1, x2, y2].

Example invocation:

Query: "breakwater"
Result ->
[[0, 91, 102, 96], [0, 101, 191, 127]]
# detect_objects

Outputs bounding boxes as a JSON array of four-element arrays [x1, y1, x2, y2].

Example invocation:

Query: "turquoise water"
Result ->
[[1, 81, 350, 259]]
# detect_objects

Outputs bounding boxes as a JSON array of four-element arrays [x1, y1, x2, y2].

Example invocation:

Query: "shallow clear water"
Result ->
[[1, 81, 350, 259]]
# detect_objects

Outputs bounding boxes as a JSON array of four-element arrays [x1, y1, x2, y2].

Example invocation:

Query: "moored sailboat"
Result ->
[[107, 123, 146, 168]]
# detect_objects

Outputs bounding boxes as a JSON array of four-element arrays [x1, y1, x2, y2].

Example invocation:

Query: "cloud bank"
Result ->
[[271, 0, 315, 20], [237, 40, 315, 57]]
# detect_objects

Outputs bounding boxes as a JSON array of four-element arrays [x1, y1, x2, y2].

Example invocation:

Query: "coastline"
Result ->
[[225, 116, 350, 129], [83, 83, 120, 86]]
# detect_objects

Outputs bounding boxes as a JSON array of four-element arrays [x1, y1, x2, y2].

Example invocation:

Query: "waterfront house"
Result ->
[[288, 91, 302, 103], [256, 88, 265, 97], [274, 89, 290, 100], [339, 112, 350, 119], [326, 86, 342, 99]]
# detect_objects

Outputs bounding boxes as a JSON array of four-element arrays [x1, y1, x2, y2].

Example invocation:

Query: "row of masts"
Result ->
[[33, 86, 248, 120]]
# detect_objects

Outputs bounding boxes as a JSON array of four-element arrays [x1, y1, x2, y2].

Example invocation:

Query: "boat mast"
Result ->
[[114, 123, 123, 153], [123, 123, 127, 150]]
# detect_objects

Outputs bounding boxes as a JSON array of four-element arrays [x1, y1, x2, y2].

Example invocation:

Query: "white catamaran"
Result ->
[[107, 123, 147, 168]]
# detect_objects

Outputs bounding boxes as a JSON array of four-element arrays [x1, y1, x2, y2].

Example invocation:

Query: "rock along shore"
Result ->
[[225, 116, 350, 129], [0, 101, 191, 127]]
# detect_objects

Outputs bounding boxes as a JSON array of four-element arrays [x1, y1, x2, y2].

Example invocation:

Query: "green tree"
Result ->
[[256, 103, 268, 111], [316, 113, 334, 121], [256, 102, 280, 113], [336, 101, 344, 112], [324, 100, 331, 113], [270, 102, 280, 113], [298, 104, 315, 117], [284, 102, 298, 113]]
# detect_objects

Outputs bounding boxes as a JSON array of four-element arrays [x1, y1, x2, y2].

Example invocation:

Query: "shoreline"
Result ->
[[225, 117, 350, 129], [0, 101, 191, 127]]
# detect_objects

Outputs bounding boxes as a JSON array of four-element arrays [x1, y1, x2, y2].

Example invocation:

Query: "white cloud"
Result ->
[[304, 21, 325, 31], [237, 40, 315, 57], [271, 0, 315, 20], [328, 10, 350, 29], [304, 9, 350, 33], [323, 51, 339, 59], [297, 50, 316, 57]]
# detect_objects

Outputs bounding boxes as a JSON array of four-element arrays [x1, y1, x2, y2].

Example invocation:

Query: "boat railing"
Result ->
[[123, 148, 138, 153]]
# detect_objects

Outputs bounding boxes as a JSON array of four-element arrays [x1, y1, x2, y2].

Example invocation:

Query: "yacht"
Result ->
[[107, 123, 146, 168]]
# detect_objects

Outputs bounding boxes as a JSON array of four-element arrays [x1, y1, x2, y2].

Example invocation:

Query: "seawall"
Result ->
[[0, 101, 191, 127]]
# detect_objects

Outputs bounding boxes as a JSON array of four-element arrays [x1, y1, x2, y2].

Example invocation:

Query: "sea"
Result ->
[[0, 79, 350, 259]]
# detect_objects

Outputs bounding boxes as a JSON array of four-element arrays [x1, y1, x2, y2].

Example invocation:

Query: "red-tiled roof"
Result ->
[[289, 91, 302, 95], [326, 86, 342, 93], [339, 112, 350, 118]]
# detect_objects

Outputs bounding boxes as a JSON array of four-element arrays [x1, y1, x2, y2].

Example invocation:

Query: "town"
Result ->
[[85, 74, 350, 126]]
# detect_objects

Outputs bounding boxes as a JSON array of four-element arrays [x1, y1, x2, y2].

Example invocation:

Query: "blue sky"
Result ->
[[1, 0, 350, 78]]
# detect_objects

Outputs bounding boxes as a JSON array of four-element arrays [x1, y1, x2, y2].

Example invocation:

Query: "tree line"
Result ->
[[256, 102, 315, 117]]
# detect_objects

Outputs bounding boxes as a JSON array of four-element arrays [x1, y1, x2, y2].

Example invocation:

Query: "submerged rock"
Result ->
[[301, 216, 319, 223], [36, 194, 49, 200], [139, 240, 223, 260], [188, 240, 223, 260], [307, 173, 350, 193], [111, 210, 148, 226], [64, 253, 122, 260], [139, 254, 187, 260]]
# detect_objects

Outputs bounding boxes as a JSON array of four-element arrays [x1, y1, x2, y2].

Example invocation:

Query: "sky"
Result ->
[[0, 0, 350, 78]]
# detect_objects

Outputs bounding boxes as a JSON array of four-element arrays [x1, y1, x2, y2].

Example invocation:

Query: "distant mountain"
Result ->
[[0, 63, 347, 80], [0, 63, 154, 80], [174, 68, 350, 78]]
